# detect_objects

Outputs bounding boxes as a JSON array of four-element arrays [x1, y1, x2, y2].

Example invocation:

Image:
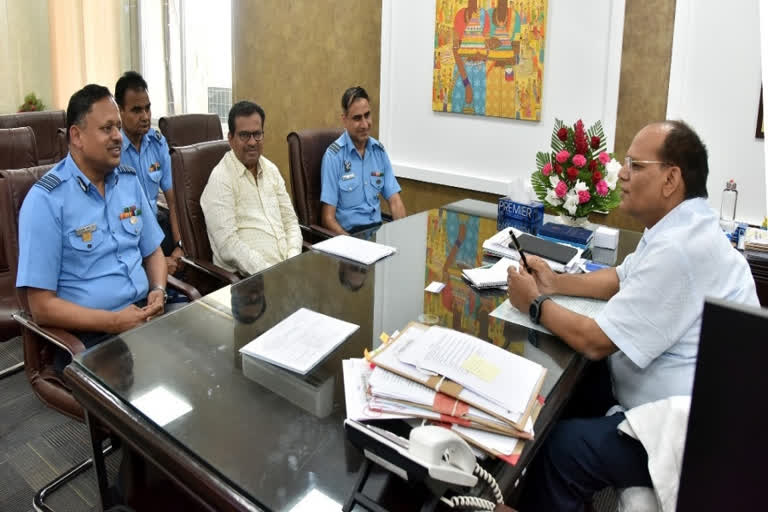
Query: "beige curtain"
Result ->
[[49, 0, 135, 109]]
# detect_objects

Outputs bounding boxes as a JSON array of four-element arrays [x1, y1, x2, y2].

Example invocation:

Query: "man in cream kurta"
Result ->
[[200, 101, 302, 275]]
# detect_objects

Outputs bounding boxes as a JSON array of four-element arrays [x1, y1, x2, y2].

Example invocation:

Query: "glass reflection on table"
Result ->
[[74, 200, 640, 510]]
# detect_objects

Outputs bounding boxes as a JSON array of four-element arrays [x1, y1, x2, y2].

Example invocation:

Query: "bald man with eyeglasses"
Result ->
[[200, 101, 302, 276]]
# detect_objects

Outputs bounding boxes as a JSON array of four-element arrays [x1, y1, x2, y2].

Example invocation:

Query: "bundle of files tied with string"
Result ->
[[343, 322, 547, 465]]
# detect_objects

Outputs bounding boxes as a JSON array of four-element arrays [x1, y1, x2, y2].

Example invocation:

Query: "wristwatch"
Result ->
[[150, 285, 168, 304], [529, 295, 551, 324]]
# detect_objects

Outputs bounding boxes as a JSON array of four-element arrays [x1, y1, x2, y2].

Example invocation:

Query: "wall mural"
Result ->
[[433, 0, 548, 120]]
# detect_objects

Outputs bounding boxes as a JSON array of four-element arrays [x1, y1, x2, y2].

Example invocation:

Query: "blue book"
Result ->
[[538, 222, 594, 247]]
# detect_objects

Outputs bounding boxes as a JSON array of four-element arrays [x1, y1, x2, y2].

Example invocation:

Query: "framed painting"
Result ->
[[432, 0, 548, 121]]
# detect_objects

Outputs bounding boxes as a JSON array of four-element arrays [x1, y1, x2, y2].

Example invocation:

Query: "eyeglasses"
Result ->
[[236, 130, 264, 142], [624, 156, 670, 172]]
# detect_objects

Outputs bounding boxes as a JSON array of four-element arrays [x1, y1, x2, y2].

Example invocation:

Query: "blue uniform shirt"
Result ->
[[320, 131, 401, 231], [120, 127, 172, 215], [16, 154, 165, 312]]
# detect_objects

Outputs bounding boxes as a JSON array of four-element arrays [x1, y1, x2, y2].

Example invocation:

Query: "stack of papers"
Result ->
[[482, 228, 583, 273], [744, 227, 768, 253], [462, 258, 518, 289], [239, 308, 359, 375], [342, 323, 546, 463], [312, 235, 397, 265]]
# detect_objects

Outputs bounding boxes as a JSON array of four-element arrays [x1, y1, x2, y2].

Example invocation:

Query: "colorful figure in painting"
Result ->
[[485, 0, 519, 118], [451, 0, 490, 115]]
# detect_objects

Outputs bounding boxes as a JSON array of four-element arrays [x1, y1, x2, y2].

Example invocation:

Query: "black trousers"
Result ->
[[517, 360, 653, 511]]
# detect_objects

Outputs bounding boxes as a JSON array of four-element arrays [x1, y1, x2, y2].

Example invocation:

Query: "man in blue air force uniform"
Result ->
[[16, 84, 167, 370], [115, 71, 184, 275], [320, 86, 406, 235]]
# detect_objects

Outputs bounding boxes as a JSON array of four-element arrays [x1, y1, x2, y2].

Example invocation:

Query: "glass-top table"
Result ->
[[65, 200, 641, 511]]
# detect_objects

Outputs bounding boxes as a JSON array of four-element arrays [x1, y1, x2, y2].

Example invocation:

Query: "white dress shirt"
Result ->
[[595, 198, 758, 409], [200, 151, 302, 275]]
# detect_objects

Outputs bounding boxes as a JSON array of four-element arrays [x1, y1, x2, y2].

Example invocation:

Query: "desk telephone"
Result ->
[[344, 420, 504, 510]]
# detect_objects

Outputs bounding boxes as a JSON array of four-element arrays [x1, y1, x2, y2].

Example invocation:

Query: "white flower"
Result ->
[[573, 179, 589, 193], [604, 158, 622, 190], [549, 175, 561, 189], [545, 188, 562, 206], [563, 189, 579, 215]]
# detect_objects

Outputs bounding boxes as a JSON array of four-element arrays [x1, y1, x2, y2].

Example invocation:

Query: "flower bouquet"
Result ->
[[531, 119, 622, 221]]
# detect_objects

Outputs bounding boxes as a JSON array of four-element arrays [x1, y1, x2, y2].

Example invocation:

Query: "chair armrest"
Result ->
[[12, 313, 85, 355], [181, 256, 241, 285], [308, 224, 337, 239], [382, 213, 393, 222], [167, 275, 202, 301], [302, 240, 313, 252]]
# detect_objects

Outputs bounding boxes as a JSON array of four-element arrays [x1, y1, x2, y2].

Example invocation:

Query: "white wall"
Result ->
[[667, 0, 766, 225], [380, 0, 625, 196]]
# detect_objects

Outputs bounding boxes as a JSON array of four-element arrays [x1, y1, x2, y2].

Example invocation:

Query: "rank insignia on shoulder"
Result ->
[[344, 160, 351, 171], [35, 173, 62, 192], [75, 223, 97, 242], [118, 165, 136, 175], [329, 142, 341, 154]]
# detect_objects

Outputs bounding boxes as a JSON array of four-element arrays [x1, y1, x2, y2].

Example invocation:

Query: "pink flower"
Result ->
[[555, 150, 570, 164], [598, 152, 610, 165], [542, 162, 553, 176], [572, 154, 587, 168], [578, 189, 591, 204], [555, 181, 568, 198], [595, 179, 609, 196]]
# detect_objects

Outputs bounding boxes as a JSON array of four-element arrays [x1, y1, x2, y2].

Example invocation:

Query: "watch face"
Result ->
[[529, 301, 538, 322]]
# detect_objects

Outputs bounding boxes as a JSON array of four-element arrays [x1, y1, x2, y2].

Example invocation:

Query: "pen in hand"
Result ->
[[508, 230, 532, 272]]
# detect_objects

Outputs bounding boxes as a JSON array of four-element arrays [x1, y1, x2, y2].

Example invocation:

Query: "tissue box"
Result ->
[[497, 198, 544, 235], [593, 226, 619, 250]]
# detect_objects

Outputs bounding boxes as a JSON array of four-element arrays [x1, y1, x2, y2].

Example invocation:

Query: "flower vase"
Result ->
[[559, 214, 590, 228]]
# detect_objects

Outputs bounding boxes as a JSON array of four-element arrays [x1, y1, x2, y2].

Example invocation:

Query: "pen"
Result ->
[[508, 230, 531, 272]]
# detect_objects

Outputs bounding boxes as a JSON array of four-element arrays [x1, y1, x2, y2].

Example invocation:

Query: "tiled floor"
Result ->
[[0, 337, 119, 512]]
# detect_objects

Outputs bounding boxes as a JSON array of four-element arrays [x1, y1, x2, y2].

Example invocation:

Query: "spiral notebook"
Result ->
[[462, 258, 519, 289]]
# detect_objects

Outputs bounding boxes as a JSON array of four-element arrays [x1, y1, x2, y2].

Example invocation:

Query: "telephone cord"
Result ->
[[440, 463, 504, 510]]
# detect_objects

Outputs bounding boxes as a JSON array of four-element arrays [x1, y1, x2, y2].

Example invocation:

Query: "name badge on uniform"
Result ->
[[342, 173, 356, 181], [149, 162, 161, 173], [75, 223, 97, 243], [344, 160, 351, 171]]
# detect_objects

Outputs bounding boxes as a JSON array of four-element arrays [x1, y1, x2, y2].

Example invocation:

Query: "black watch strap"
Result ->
[[529, 295, 551, 324]]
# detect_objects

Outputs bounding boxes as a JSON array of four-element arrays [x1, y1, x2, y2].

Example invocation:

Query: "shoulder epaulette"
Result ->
[[328, 142, 341, 154], [34, 173, 62, 192], [117, 165, 137, 175], [154, 130, 163, 142]]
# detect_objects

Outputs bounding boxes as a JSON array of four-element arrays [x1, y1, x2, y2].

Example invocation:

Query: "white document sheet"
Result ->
[[312, 235, 397, 265], [240, 308, 359, 375], [342, 359, 408, 421], [490, 296, 607, 335], [398, 326, 543, 414]]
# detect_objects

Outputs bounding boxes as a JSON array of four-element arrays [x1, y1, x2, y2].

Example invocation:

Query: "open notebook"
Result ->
[[462, 258, 519, 289], [312, 235, 397, 265]]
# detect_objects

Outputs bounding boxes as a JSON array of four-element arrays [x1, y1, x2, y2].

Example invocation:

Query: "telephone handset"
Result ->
[[409, 425, 477, 487], [343, 419, 504, 510]]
